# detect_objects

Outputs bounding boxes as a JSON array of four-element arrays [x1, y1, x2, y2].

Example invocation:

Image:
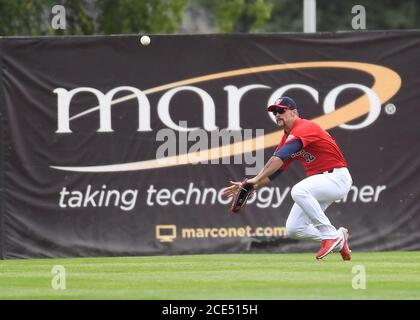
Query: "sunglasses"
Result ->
[[271, 107, 288, 115]]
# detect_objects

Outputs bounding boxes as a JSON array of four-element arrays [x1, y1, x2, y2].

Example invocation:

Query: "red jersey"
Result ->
[[275, 118, 347, 176]]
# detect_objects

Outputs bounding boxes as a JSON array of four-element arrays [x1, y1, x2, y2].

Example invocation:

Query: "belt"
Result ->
[[317, 169, 335, 175], [321, 167, 347, 174], [314, 167, 347, 176]]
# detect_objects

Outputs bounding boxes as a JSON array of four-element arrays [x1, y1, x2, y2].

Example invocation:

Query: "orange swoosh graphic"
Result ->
[[51, 61, 401, 172]]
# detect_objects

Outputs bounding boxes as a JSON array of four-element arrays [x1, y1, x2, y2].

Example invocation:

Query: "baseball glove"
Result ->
[[230, 178, 255, 213]]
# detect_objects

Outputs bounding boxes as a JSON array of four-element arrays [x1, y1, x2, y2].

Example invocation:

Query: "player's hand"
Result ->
[[228, 179, 255, 213], [222, 180, 242, 198], [246, 177, 258, 186]]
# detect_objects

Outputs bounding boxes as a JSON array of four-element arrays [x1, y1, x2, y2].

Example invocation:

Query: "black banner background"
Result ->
[[0, 31, 419, 259]]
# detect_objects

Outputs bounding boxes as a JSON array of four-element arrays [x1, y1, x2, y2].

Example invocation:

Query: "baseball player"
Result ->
[[223, 97, 353, 260]]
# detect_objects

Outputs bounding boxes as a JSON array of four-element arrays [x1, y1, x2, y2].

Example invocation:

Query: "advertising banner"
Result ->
[[0, 32, 419, 258]]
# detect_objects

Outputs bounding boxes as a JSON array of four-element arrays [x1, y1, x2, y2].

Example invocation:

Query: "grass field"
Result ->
[[0, 251, 420, 299]]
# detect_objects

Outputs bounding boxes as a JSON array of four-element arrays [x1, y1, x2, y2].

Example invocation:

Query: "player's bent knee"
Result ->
[[285, 222, 304, 239]]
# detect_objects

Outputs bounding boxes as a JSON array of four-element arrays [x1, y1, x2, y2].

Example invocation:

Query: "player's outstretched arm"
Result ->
[[222, 177, 271, 199], [248, 156, 284, 186], [247, 139, 302, 186], [252, 177, 271, 189]]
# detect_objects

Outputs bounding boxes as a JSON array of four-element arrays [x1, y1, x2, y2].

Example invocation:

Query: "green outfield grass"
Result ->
[[0, 251, 419, 299]]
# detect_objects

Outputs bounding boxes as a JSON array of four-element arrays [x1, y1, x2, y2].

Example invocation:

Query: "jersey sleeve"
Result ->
[[273, 139, 303, 161], [273, 133, 293, 171]]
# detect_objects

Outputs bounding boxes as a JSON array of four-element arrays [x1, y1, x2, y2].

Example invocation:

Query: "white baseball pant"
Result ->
[[285, 167, 353, 242]]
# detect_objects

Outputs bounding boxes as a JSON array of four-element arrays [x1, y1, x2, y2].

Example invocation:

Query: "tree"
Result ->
[[198, 0, 273, 33], [1, 0, 420, 36], [0, 0, 188, 36], [59, 0, 95, 34], [250, 0, 420, 33], [99, 0, 188, 34], [0, 0, 53, 35], [260, 0, 302, 32]]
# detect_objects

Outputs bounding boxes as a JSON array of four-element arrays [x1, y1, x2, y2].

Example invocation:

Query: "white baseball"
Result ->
[[140, 35, 151, 46]]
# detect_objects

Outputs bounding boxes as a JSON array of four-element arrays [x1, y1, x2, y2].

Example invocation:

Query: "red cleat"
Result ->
[[339, 227, 351, 261], [316, 236, 343, 260]]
